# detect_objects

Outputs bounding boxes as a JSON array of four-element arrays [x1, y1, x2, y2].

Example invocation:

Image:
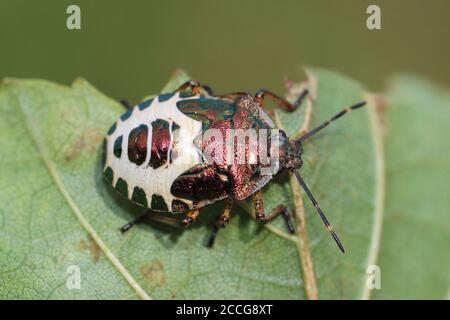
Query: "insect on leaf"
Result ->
[[0, 69, 379, 299]]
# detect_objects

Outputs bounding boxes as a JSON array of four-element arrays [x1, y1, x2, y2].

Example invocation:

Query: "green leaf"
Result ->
[[370, 76, 450, 299], [0, 69, 379, 299]]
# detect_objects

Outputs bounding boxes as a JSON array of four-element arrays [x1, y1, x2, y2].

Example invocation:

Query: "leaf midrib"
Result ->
[[14, 86, 151, 300], [272, 77, 318, 300]]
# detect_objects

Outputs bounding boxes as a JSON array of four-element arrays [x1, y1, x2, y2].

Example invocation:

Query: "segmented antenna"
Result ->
[[292, 170, 346, 253], [299, 101, 366, 142]]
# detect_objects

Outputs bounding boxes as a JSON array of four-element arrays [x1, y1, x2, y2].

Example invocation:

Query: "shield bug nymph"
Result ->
[[103, 80, 366, 252]]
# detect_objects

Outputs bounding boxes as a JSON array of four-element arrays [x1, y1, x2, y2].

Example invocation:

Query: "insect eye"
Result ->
[[279, 130, 287, 138]]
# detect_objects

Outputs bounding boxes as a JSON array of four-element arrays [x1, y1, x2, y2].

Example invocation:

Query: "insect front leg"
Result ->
[[251, 191, 295, 234], [207, 198, 234, 248], [176, 80, 214, 96], [254, 88, 309, 112]]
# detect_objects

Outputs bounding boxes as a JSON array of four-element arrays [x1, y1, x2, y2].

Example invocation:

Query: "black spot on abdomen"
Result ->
[[158, 93, 174, 102], [113, 135, 123, 158], [132, 187, 148, 207], [101, 138, 107, 169], [115, 178, 128, 198], [151, 194, 169, 212], [138, 98, 153, 110], [120, 109, 132, 121], [107, 122, 117, 136], [104, 166, 113, 184]]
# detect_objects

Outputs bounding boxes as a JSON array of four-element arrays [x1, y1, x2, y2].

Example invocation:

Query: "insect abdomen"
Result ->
[[103, 92, 203, 213]]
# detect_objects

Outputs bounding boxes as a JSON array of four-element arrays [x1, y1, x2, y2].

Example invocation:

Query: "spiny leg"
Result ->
[[251, 191, 295, 234], [255, 88, 309, 112], [299, 101, 366, 142], [207, 198, 234, 248], [181, 209, 200, 228], [120, 99, 134, 110], [176, 80, 214, 96], [120, 211, 148, 233]]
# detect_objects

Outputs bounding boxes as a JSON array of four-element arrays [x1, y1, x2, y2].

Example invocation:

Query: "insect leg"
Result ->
[[181, 209, 200, 228], [251, 191, 295, 234], [120, 99, 134, 110], [216, 92, 248, 100], [120, 211, 148, 233], [215, 198, 234, 228], [176, 80, 214, 95], [207, 198, 234, 248], [254, 88, 309, 112]]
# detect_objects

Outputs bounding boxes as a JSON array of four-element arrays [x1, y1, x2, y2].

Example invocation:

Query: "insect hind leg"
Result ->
[[120, 209, 200, 233], [120, 211, 148, 233]]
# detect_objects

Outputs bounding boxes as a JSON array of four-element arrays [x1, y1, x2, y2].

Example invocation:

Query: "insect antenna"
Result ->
[[292, 170, 346, 253], [298, 101, 366, 142]]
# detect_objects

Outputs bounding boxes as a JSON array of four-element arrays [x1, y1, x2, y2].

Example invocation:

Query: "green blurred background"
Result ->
[[1, 0, 449, 100]]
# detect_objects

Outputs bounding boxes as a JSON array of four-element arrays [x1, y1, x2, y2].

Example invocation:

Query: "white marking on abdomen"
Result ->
[[105, 93, 203, 211]]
